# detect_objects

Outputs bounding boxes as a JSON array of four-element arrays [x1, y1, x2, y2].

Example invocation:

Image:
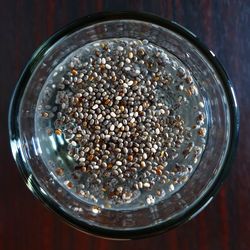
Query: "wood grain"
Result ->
[[0, 0, 249, 249]]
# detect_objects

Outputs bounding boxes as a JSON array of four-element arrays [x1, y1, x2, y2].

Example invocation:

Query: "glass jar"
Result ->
[[9, 12, 239, 239]]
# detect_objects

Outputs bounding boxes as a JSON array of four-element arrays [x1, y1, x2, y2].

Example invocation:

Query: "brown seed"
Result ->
[[103, 44, 109, 51], [119, 105, 125, 112], [103, 99, 111, 105], [197, 113, 205, 124], [107, 163, 113, 169], [66, 181, 73, 189], [198, 128, 207, 137], [158, 165, 164, 170], [95, 50, 101, 57], [41, 112, 49, 118], [128, 155, 134, 161], [186, 87, 193, 96], [88, 154, 94, 161], [156, 190, 162, 196], [156, 169, 162, 175], [55, 167, 64, 176], [185, 75, 193, 84], [81, 166, 87, 172], [72, 173, 79, 179], [71, 69, 78, 75], [138, 48, 145, 56], [55, 129, 62, 135], [140, 161, 146, 168], [47, 129, 52, 136], [82, 121, 88, 127], [143, 101, 150, 108], [100, 64, 105, 70]]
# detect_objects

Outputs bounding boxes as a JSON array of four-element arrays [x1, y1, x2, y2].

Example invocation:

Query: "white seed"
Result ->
[[116, 96, 122, 101], [199, 101, 204, 108], [110, 124, 115, 131], [146, 195, 155, 205], [116, 161, 122, 166], [117, 46, 124, 51], [92, 104, 98, 110], [135, 69, 140, 75], [101, 58, 106, 64], [151, 148, 156, 153], [91, 206, 101, 214], [124, 67, 131, 71], [130, 118, 135, 123], [128, 52, 133, 59], [117, 186, 123, 193], [125, 58, 131, 64], [169, 184, 175, 191], [133, 147, 139, 152], [105, 64, 111, 69]]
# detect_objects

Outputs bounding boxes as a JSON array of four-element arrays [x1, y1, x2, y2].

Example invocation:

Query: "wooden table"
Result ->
[[1, 1, 249, 249]]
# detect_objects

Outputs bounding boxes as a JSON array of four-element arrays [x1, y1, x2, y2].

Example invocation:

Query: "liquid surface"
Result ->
[[35, 38, 207, 210]]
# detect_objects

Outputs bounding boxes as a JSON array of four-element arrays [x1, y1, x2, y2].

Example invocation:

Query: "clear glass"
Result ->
[[9, 12, 239, 239]]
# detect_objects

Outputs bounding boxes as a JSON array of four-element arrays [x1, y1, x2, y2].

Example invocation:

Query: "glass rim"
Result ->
[[8, 11, 239, 239]]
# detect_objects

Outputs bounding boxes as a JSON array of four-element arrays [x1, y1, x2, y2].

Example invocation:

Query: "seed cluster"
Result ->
[[40, 39, 206, 207]]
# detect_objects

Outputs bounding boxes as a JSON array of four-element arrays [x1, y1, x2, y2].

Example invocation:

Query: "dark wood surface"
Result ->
[[1, 0, 249, 249]]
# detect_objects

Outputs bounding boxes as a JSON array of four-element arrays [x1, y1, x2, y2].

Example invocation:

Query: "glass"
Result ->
[[9, 12, 239, 239]]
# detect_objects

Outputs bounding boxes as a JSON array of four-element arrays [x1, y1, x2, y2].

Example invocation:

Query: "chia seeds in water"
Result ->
[[36, 38, 207, 210]]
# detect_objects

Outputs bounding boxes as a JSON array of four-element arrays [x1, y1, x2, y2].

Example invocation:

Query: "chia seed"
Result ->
[[36, 38, 207, 209]]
